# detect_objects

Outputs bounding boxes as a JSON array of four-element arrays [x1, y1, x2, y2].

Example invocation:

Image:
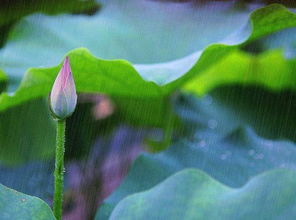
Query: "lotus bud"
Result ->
[[50, 57, 77, 119]]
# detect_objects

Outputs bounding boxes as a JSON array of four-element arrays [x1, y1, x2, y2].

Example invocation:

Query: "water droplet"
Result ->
[[208, 119, 218, 129], [248, 149, 255, 156], [254, 153, 264, 160], [220, 151, 232, 160], [265, 141, 273, 146], [220, 154, 227, 160], [198, 140, 206, 148], [203, 95, 213, 105]]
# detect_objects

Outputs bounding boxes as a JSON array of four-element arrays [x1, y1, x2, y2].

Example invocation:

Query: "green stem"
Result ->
[[162, 98, 174, 149], [53, 119, 66, 220], [148, 97, 174, 152]]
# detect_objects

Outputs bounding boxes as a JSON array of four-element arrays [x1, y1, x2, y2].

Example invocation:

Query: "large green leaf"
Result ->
[[0, 0, 253, 91], [0, 3, 296, 164], [97, 127, 296, 219], [96, 91, 296, 219], [0, 3, 295, 116], [110, 169, 296, 220], [0, 184, 55, 220]]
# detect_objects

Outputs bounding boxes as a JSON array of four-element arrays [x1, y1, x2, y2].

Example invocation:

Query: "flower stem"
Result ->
[[53, 119, 66, 220]]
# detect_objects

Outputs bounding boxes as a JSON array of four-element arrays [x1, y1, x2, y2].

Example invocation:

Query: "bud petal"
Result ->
[[50, 57, 77, 119]]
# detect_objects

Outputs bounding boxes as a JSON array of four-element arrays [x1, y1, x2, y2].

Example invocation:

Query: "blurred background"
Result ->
[[0, 0, 296, 219]]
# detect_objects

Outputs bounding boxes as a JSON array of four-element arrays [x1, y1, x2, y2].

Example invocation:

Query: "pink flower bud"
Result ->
[[50, 57, 77, 119]]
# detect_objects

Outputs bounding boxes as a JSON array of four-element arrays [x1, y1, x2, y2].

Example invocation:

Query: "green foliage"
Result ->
[[0, 49, 169, 128], [209, 87, 296, 142], [1, 1, 296, 218], [96, 92, 296, 219], [0, 69, 7, 92], [0, 4, 294, 130], [0, 69, 7, 81], [0, 99, 55, 165], [0, 0, 253, 91], [110, 169, 296, 220], [247, 26, 296, 56], [0, 0, 99, 47], [0, 0, 98, 27], [0, 184, 55, 220], [183, 50, 296, 95], [1, 2, 295, 92], [0, 3, 294, 106]]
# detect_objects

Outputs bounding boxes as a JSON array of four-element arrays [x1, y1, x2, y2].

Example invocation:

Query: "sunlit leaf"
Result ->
[[0, 69, 7, 92], [0, 4, 294, 126], [182, 50, 296, 95], [0, 0, 253, 91], [0, 2, 296, 164]]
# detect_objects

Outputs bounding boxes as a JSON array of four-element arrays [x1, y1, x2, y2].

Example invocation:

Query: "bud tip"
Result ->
[[50, 57, 77, 119]]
